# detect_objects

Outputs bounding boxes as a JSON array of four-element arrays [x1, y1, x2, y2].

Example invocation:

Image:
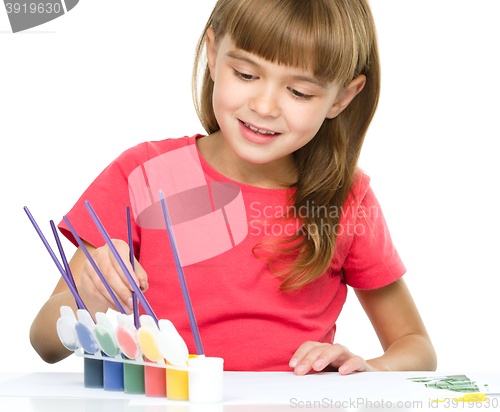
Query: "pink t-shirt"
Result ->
[[58, 134, 406, 371]]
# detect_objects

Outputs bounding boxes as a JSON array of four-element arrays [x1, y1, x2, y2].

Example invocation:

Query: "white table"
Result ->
[[1, 371, 499, 411]]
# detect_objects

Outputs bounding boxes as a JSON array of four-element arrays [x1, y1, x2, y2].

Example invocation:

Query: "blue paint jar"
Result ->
[[103, 357, 124, 391]]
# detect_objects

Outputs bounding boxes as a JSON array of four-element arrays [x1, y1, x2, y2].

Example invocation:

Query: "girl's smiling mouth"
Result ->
[[238, 119, 282, 145], [239, 119, 280, 136]]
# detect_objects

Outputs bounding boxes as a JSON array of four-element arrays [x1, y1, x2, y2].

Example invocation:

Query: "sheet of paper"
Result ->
[[407, 373, 500, 398], [468, 373, 500, 394], [128, 371, 487, 406]]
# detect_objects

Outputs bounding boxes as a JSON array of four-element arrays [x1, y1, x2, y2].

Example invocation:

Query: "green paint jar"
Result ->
[[124, 358, 145, 394]]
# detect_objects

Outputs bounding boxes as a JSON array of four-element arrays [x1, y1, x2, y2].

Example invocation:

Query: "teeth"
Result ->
[[243, 122, 276, 135]]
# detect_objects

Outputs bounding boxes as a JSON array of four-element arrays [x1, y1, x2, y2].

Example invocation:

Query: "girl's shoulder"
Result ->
[[117, 135, 201, 164], [108, 135, 203, 177], [348, 168, 372, 205]]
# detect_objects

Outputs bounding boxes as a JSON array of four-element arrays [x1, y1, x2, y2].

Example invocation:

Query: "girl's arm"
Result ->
[[290, 278, 437, 374], [30, 240, 148, 364], [354, 277, 436, 372]]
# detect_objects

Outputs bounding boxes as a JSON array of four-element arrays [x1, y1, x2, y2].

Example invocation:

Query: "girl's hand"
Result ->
[[289, 342, 378, 375], [79, 239, 148, 314]]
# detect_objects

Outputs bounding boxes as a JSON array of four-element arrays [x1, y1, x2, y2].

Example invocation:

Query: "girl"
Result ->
[[30, 0, 436, 374]]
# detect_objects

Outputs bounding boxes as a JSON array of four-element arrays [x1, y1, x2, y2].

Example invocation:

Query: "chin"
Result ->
[[235, 145, 278, 164], [235, 153, 268, 165]]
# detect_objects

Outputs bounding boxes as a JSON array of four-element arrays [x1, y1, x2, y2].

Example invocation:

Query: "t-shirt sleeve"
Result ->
[[57, 143, 148, 256], [342, 184, 406, 289]]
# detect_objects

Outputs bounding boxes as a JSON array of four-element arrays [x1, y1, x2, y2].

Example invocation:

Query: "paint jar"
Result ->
[[188, 357, 224, 403], [138, 315, 167, 397], [115, 314, 145, 394], [166, 355, 197, 401], [93, 312, 124, 391], [103, 358, 124, 391], [83, 356, 103, 388], [123, 359, 145, 394], [57, 306, 80, 351], [144, 357, 167, 397], [75, 310, 104, 389], [166, 366, 188, 400]]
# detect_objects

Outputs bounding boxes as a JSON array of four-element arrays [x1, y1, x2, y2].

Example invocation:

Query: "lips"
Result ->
[[238, 120, 281, 145], [240, 120, 278, 136]]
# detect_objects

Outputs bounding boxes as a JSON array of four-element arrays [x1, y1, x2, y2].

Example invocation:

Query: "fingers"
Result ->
[[79, 239, 147, 314], [80, 263, 126, 313], [338, 355, 369, 375], [289, 341, 334, 375], [81, 251, 131, 314], [290, 342, 367, 376], [107, 239, 141, 291], [107, 239, 149, 292], [134, 259, 149, 292]]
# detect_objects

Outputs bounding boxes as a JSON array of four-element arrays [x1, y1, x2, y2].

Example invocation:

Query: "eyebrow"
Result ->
[[226, 50, 328, 89]]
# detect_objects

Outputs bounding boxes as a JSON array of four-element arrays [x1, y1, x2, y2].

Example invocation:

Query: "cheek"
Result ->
[[212, 94, 233, 134], [287, 106, 327, 136], [213, 84, 239, 120], [212, 73, 244, 114]]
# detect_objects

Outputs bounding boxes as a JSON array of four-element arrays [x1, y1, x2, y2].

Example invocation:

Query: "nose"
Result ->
[[248, 88, 281, 118]]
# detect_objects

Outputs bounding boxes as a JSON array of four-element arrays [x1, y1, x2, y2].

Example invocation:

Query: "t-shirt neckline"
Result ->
[[190, 134, 293, 195]]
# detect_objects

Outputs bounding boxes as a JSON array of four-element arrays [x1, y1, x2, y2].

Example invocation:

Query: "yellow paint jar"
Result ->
[[166, 355, 197, 401]]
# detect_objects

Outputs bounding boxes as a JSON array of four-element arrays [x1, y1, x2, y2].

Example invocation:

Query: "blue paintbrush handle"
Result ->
[[159, 190, 204, 356], [126, 206, 140, 330], [24, 206, 87, 311]]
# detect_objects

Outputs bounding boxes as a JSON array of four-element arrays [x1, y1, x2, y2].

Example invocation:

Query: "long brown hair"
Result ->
[[192, 0, 381, 291]]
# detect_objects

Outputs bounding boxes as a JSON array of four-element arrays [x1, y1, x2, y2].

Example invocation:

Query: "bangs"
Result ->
[[212, 0, 371, 85]]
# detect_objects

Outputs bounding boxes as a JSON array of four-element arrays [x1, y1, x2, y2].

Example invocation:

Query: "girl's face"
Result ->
[[206, 29, 365, 177]]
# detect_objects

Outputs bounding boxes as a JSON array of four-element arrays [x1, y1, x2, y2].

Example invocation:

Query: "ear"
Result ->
[[326, 75, 366, 119], [206, 27, 217, 82]]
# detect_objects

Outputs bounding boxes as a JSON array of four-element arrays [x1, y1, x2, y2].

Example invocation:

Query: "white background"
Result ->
[[1, 0, 499, 374]]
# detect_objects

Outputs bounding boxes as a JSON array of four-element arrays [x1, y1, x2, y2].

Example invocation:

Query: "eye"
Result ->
[[288, 87, 313, 101], [233, 69, 257, 81]]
